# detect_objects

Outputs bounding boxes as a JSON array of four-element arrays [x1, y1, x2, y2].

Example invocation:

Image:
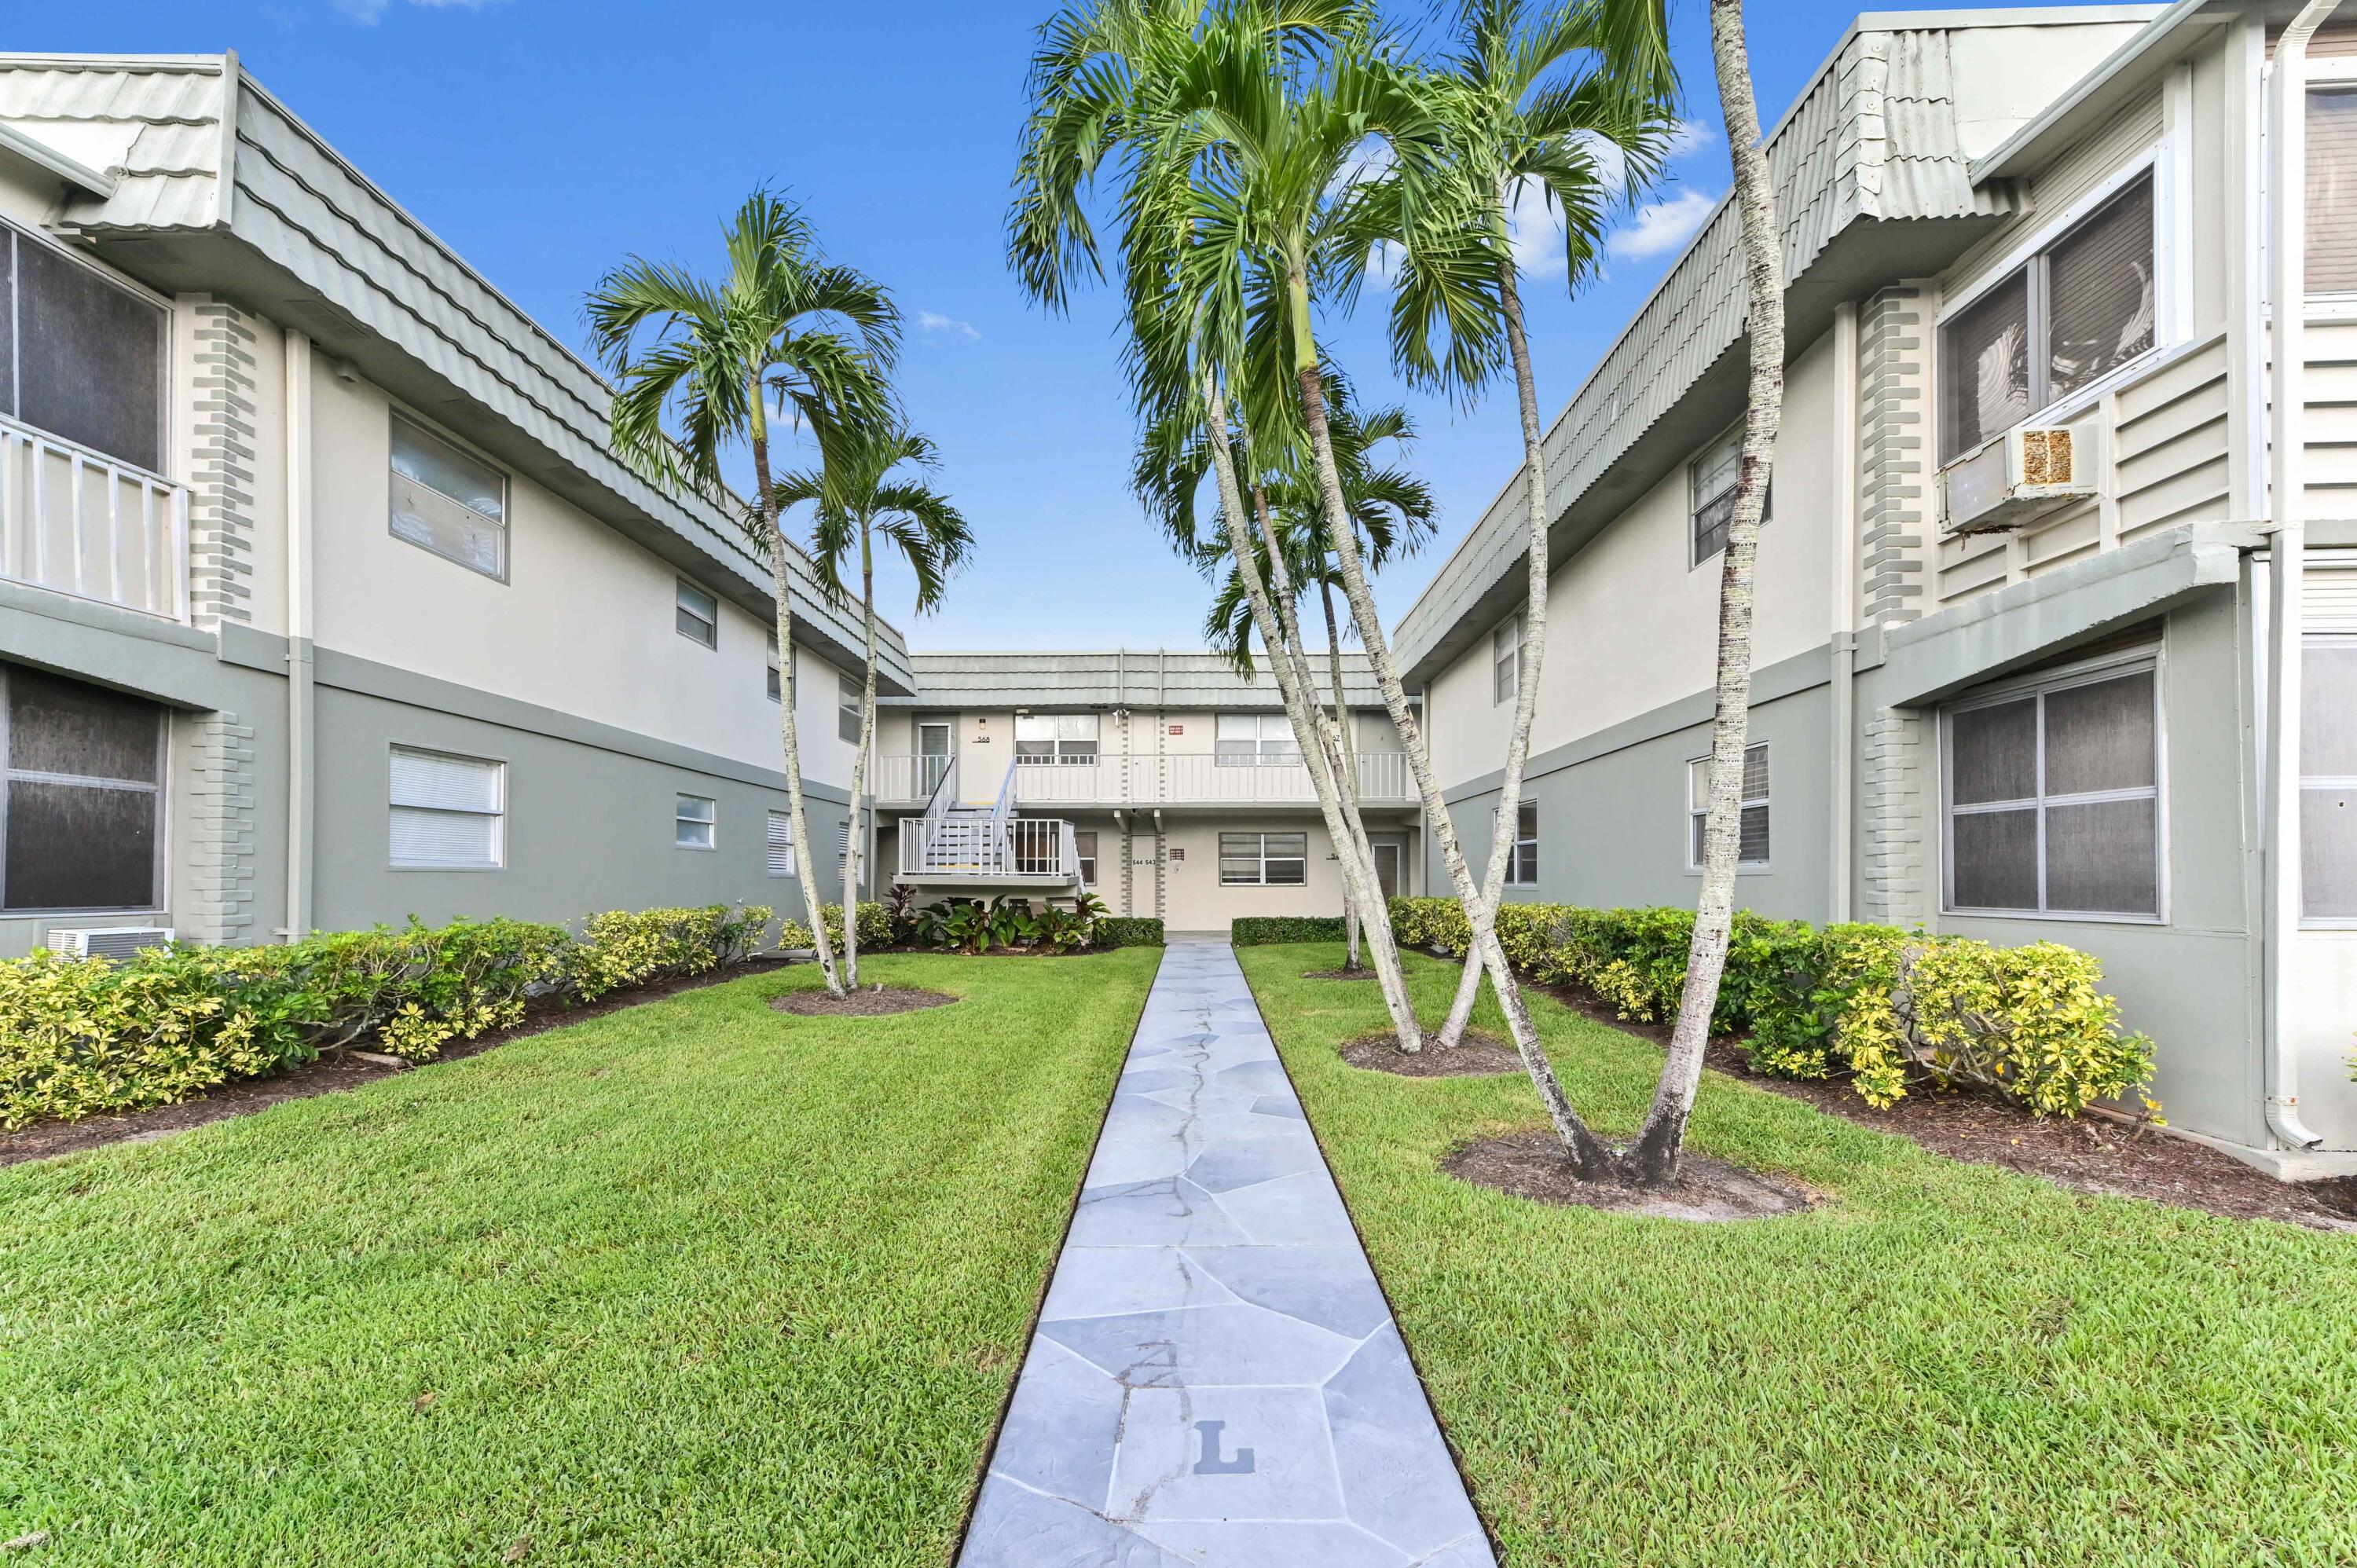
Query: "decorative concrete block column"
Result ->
[[181, 711, 261, 944], [187, 298, 261, 630]]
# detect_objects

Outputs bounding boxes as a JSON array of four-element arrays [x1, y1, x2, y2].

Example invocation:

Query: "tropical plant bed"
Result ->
[[1443, 1130, 1812, 1220], [0, 954, 797, 1171], [1534, 973, 2357, 1230], [0, 951, 1160, 1562], [1339, 1028, 1516, 1076], [769, 984, 958, 1017], [1236, 942, 2357, 1564]]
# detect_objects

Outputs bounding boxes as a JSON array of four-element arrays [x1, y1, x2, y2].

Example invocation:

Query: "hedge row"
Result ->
[[1094, 918, 1166, 949], [1, 903, 775, 1129], [778, 902, 893, 954], [1387, 897, 2159, 1119], [1230, 916, 1350, 947]]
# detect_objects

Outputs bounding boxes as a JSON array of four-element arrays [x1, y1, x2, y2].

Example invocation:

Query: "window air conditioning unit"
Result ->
[[1941, 425, 2095, 534], [47, 926, 176, 962]]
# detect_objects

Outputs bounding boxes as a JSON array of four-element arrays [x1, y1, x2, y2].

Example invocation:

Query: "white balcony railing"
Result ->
[[0, 416, 188, 621], [898, 815, 1078, 881], [874, 751, 1413, 808]]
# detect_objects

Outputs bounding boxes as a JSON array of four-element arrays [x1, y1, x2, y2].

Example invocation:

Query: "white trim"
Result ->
[[1938, 146, 2165, 324], [674, 790, 717, 852], [1685, 741, 1772, 874]]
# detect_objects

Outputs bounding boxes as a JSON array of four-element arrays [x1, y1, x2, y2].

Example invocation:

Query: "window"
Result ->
[[838, 675, 863, 745], [1502, 800, 1538, 886], [2303, 636, 2357, 923], [1492, 612, 1521, 704], [0, 665, 164, 910], [675, 793, 716, 850], [1945, 663, 2160, 918], [1941, 171, 2155, 460], [1688, 424, 1773, 565], [1016, 713, 1099, 764], [1688, 743, 1770, 868], [1219, 830, 1307, 886], [765, 631, 783, 702], [2308, 85, 2357, 294], [0, 224, 167, 472], [767, 808, 797, 878], [391, 416, 507, 579], [676, 579, 718, 648], [1215, 713, 1300, 766], [1073, 829, 1098, 887], [388, 747, 503, 871]]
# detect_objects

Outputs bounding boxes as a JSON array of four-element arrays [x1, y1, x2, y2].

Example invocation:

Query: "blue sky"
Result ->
[[35, 0, 1902, 648]]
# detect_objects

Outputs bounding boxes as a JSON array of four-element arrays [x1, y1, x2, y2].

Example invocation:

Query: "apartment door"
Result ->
[[918, 722, 952, 795], [1373, 841, 1402, 901]]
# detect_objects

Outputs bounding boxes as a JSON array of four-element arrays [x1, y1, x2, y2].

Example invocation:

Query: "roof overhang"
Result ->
[[1973, 0, 2231, 182]]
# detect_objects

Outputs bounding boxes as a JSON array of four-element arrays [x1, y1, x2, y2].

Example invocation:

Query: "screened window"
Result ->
[[838, 675, 864, 745], [391, 416, 508, 579], [1073, 829, 1098, 887], [1215, 713, 1300, 766], [1219, 830, 1307, 886], [765, 631, 783, 702], [0, 225, 167, 472], [1016, 713, 1098, 764], [675, 579, 718, 647], [1492, 612, 1521, 704], [1688, 743, 1770, 867], [1, 665, 164, 910], [2303, 636, 2357, 923], [1688, 424, 1772, 566], [675, 793, 716, 850], [767, 808, 796, 878], [1945, 664, 2160, 918], [2308, 85, 2357, 294], [1503, 800, 1538, 886], [388, 747, 503, 871], [1941, 171, 2154, 460]]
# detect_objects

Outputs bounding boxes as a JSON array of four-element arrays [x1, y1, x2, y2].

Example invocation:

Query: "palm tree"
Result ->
[[773, 412, 973, 991], [586, 189, 900, 1000], [1622, 0, 1784, 1186], [1376, 0, 1675, 1051], [1012, 0, 1434, 1050], [1193, 386, 1436, 969]]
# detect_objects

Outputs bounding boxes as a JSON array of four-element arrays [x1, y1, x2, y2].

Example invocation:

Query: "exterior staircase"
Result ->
[[893, 757, 1086, 901]]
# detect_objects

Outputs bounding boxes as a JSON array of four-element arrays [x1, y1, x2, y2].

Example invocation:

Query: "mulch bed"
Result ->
[[0, 955, 799, 1171], [1303, 966, 1379, 980], [1340, 1028, 1519, 1077], [1445, 1130, 1813, 1221], [1524, 973, 2357, 1231], [770, 985, 959, 1017]]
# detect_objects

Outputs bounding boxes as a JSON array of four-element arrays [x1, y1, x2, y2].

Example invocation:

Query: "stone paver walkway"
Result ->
[[960, 940, 1496, 1567]]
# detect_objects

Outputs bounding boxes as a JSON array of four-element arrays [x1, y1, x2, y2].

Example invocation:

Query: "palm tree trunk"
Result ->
[[1321, 581, 1363, 972], [1435, 243, 1556, 1051], [1625, 0, 1787, 1188], [1286, 269, 1608, 1174], [843, 521, 882, 993], [752, 384, 843, 997], [1201, 371, 1424, 1051]]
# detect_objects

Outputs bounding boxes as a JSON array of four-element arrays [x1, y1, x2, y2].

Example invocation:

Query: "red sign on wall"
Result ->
[[1167, 724, 1184, 735]]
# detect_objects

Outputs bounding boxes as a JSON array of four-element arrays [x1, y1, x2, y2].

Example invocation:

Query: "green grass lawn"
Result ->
[[1237, 943, 2357, 1568], [0, 951, 1158, 1566]]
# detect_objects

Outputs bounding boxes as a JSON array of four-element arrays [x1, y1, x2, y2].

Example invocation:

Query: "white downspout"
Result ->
[[1829, 299, 1860, 925], [283, 328, 316, 943], [2264, 2, 2333, 1150]]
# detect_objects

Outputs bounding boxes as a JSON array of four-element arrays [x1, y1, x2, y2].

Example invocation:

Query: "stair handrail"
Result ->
[[921, 752, 958, 826], [988, 760, 1019, 876]]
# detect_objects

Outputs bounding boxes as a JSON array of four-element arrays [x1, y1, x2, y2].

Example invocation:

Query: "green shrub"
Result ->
[[574, 904, 772, 1002], [1385, 896, 2157, 1118], [0, 947, 312, 1128], [775, 902, 889, 954], [1230, 916, 1349, 947], [1094, 918, 1165, 948], [230, 917, 573, 1062]]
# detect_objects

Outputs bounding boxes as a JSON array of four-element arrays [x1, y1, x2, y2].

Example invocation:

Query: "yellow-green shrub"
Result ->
[[571, 904, 772, 1001], [1387, 896, 2157, 1118], [229, 917, 572, 1064], [775, 902, 890, 954]]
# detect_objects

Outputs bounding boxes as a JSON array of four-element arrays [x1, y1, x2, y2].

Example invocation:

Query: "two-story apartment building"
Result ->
[[0, 51, 893, 954], [1396, 0, 2357, 1175], [874, 650, 1420, 932]]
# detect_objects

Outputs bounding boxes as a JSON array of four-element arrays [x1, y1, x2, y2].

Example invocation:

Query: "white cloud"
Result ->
[[332, 0, 503, 24], [1607, 189, 1718, 261], [918, 310, 981, 341]]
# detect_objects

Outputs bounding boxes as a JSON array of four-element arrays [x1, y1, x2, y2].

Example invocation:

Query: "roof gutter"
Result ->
[[0, 122, 116, 196], [2262, 0, 2333, 1152], [1972, 0, 2215, 182]]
